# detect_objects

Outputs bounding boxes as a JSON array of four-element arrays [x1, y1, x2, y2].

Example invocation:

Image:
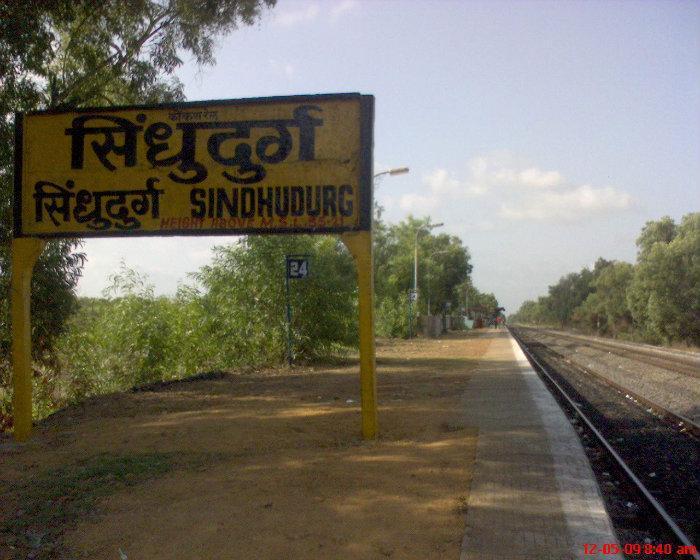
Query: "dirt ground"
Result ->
[[1, 331, 493, 560]]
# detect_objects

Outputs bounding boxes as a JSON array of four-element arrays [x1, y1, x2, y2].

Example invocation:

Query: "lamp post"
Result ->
[[373, 167, 409, 180], [372, 167, 409, 220], [371, 167, 412, 337], [426, 248, 450, 315], [411, 222, 443, 336]]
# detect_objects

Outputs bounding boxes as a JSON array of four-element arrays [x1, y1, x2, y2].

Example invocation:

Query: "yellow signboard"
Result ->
[[14, 93, 373, 238]]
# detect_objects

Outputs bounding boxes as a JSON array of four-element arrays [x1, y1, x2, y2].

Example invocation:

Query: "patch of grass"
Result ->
[[2, 452, 179, 559]]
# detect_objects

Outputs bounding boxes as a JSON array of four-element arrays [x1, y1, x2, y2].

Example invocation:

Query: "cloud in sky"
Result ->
[[500, 185, 633, 221], [78, 237, 224, 298], [330, 0, 359, 21], [399, 192, 439, 213], [273, 3, 320, 26], [399, 153, 633, 222], [272, 1, 357, 27]]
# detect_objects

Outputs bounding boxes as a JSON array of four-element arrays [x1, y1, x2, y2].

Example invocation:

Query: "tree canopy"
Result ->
[[627, 213, 700, 344], [373, 215, 477, 336], [0, 0, 276, 358], [2, 208, 499, 427], [0, 0, 277, 428], [510, 212, 700, 347]]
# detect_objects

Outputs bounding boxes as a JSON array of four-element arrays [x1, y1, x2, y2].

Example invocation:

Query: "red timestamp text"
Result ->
[[584, 543, 698, 556]]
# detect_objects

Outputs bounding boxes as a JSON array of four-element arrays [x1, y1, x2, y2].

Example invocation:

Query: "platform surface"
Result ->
[[459, 330, 621, 560]]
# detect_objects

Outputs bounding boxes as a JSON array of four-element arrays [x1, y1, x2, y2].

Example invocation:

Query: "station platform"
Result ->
[[459, 330, 621, 560]]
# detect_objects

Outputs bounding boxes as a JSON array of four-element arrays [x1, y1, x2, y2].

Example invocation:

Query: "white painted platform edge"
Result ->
[[509, 335, 623, 560]]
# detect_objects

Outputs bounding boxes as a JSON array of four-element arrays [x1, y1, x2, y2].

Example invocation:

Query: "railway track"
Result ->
[[535, 328, 700, 379], [510, 327, 699, 559], [516, 327, 699, 438], [517, 326, 699, 429]]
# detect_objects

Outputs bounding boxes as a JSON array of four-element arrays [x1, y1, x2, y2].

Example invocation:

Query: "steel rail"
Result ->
[[527, 327, 700, 379], [516, 330, 699, 439], [509, 327, 699, 559]]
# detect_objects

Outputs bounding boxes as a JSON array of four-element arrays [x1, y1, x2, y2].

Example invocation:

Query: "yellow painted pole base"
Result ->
[[341, 231, 378, 440], [10, 238, 46, 441]]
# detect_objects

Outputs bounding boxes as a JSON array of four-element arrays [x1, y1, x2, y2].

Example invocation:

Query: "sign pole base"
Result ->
[[341, 231, 378, 440], [10, 238, 46, 441]]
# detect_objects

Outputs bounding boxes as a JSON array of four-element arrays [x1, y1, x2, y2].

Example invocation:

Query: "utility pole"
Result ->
[[411, 222, 443, 336]]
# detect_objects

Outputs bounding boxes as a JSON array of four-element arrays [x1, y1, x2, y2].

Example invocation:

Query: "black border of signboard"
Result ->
[[13, 92, 374, 238]]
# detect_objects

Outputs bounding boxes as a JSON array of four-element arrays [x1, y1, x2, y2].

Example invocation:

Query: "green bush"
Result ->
[[376, 295, 411, 338], [47, 236, 359, 412], [2, 214, 486, 426], [191, 235, 358, 366], [53, 266, 183, 403]]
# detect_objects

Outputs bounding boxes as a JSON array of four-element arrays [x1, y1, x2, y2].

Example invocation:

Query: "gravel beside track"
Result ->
[[512, 327, 699, 550], [517, 327, 699, 425], [538, 329, 700, 378], [540, 329, 700, 360]]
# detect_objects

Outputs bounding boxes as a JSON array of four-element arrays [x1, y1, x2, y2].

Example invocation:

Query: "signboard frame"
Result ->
[[9, 92, 379, 443], [13, 92, 374, 239]]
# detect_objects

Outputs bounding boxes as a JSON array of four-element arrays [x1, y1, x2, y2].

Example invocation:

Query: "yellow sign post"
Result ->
[[10, 238, 46, 441], [341, 231, 378, 439], [12, 93, 377, 440]]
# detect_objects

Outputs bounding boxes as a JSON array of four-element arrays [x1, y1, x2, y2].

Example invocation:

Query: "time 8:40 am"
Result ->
[[584, 543, 698, 556]]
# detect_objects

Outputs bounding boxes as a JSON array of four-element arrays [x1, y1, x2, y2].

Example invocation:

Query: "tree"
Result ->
[[1, 0, 276, 426], [420, 232, 473, 314], [510, 296, 556, 326], [546, 269, 595, 327], [636, 216, 677, 258], [510, 300, 534, 324], [511, 213, 699, 346], [54, 265, 182, 403], [594, 262, 634, 336], [575, 261, 634, 336], [373, 215, 474, 336], [374, 215, 472, 311], [461, 279, 498, 314], [512, 259, 614, 330], [192, 235, 357, 364], [0, 0, 276, 355], [627, 213, 700, 345]]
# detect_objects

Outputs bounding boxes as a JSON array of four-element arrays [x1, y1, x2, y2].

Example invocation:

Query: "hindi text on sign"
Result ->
[[16, 94, 372, 237]]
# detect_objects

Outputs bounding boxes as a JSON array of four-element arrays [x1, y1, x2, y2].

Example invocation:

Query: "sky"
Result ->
[[77, 0, 700, 313]]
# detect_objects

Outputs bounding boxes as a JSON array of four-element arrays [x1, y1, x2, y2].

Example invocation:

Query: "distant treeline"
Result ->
[[509, 213, 700, 347]]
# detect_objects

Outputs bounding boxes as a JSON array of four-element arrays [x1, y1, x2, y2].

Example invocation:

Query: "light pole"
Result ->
[[411, 221, 443, 336], [371, 167, 412, 337], [373, 167, 409, 180], [373, 167, 409, 221], [425, 249, 450, 315]]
